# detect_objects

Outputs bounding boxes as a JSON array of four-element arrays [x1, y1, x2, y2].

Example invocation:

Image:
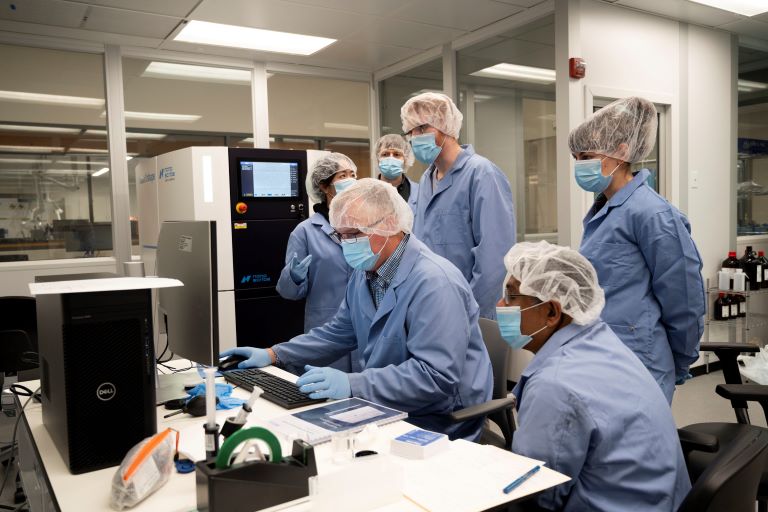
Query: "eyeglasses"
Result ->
[[404, 124, 430, 141], [503, 292, 541, 306], [330, 230, 367, 244]]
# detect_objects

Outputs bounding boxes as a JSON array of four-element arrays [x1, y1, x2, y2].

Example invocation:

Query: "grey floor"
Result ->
[[0, 370, 762, 510], [672, 369, 768, 428]]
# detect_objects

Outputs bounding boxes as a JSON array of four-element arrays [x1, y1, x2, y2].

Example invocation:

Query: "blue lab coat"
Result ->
[[580, 169, 705, 403], [512, 321, 691, 511], [413, 145, 516, 319], [273, 237, 493, 440], [276, 211, 357, 372]]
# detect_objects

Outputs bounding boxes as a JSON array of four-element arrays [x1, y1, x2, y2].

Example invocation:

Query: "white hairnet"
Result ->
[[308, 152, 357, 202], [503, 241, 605, 325], [329, 178, 413, 237], [375, 134, 415, 170], [568, 96, 657, 163], [400, 92, 463, 139]]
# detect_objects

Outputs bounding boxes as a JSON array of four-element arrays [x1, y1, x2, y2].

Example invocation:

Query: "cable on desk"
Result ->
[[0, 386, 41, 497]]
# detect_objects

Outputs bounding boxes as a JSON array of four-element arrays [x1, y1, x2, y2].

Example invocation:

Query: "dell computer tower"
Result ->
[[36, 286, 157, 474]]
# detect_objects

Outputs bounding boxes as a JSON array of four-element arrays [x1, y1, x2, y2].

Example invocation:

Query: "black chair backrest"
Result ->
[[478, 318, 514, 448], [678, 428, 768, 512], [0, 296, 38, 373], [478, 318, 510, 400]]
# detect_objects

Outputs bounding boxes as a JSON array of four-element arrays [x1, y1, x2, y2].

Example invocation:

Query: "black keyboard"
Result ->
[[222, 368, 324, 410]]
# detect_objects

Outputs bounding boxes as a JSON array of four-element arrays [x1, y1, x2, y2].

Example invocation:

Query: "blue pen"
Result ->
[[503, 465, 541, 494]]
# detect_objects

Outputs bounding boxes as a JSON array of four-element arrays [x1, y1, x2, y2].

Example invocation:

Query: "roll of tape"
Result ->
[[215, 427, 283, 469]]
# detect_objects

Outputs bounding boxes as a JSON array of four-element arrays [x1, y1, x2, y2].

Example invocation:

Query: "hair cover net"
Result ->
[[330, 178, 413, 236], [375, 133, 415, 169], [400, 92, 464, 139], [307, 152, 357, 202], [568, 96, 657, 163], [503, 240, 605, 325]]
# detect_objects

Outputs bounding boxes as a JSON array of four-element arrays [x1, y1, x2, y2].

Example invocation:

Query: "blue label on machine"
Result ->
[[240, 274, 271, 284], [159, 166, 176, 181]]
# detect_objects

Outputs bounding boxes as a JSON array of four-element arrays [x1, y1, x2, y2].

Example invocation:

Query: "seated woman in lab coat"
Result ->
[[497, 241, 690, 511], [275, 152, 358, 372], [223, 179, 493, 440]]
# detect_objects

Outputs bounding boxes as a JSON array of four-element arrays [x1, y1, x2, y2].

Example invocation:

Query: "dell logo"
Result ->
[[96, 382, 116, 401]]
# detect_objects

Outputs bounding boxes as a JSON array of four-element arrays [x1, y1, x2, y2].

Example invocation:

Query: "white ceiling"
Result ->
[[0, 0, 765, 73]]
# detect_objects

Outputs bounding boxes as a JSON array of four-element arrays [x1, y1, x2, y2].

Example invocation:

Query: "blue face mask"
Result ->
[[341, 236, 383, 271], [574, 158, 619, 194], [410, 133, 443, 164], [333, 178, 355, 194], [496, 303, 547, 349], [379, 157, 404, 179]]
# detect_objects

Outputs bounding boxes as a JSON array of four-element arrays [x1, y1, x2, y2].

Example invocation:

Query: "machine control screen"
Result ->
[[239, 160, 299, 198]]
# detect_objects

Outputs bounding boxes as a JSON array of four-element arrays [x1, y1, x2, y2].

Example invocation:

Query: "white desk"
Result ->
[[14, 365, 568, 512]]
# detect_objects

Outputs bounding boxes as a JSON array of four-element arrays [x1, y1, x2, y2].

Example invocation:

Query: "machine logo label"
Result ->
[[159, 166, 175, 182], [96, 382, 117, 401], [139, 173, 155, 184], [240, 274, 270, 284]]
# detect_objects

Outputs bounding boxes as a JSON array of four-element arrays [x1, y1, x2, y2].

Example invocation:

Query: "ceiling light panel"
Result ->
[[174, 20, 336, 56], [689, 0, 768, 16]]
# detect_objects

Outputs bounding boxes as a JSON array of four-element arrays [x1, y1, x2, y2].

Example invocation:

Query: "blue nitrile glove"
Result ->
[[220, 347, 271, 368], [289, 253, 312, 284], [186, 382, 245, 410], [675, 372, 693, 386], [296, 365, 351, 400]]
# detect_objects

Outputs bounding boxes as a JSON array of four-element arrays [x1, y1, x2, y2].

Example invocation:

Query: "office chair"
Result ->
[[0, 296, 38, 507], [679, 342, 768, 511], [0, 296, 39, 381], [677, 428, 768, 512], [449, 318, 516, 449]]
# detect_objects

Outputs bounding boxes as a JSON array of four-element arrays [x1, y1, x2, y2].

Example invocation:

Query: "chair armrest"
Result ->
[[716, 384, 768, 402], [449, 396, 516, 424], [678, 429, 719, 453], [700, 342, 759, 353]]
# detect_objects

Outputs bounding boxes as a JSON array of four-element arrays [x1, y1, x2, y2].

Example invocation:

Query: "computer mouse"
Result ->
[[218, 354, 248, 372]]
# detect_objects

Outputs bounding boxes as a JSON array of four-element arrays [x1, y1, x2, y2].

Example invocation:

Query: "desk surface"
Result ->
[[16, 364, 568, 512]]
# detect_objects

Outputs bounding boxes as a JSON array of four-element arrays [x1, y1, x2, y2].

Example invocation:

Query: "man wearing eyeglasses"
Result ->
[[400, 92, 516, 320], [221, 179, 493, 440]]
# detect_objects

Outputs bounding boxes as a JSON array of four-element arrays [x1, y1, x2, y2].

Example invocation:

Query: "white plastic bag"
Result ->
[[109, 428, 176, 510], [738, 347, 768, 385]]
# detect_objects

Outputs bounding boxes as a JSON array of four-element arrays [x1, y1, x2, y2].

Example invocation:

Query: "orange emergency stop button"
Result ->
[[235, 202, 248, 214]]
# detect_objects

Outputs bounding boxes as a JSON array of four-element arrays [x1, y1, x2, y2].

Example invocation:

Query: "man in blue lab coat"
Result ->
[[497, 241, 690, 511], [401, 92, 516, 319], [223, 179, 493, 440]]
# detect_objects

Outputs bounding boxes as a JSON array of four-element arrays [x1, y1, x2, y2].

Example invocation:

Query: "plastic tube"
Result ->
[[204, 367, 216, 430]]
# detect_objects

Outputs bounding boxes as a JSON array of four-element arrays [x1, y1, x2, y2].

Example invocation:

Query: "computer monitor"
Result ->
[[238, 159, 300, 198], [156, 220, 218, 367]]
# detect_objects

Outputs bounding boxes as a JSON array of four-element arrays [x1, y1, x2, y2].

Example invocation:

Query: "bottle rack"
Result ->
[[704, 278, 768, 345]]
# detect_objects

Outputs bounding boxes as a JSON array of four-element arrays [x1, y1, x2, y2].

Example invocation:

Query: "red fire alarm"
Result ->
[[569, 58, 586, 79]]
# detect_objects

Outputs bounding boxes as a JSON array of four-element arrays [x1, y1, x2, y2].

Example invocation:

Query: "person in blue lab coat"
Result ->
[[569, 96, 705, 403], [497, 241, 690, 511], [374, 133, 419, 212], [400, 92, 516, 319], [275, 152, 358, 372], [222, 179, 493, 440]]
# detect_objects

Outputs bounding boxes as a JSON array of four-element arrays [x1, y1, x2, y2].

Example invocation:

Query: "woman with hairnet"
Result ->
[[569, 97, 705, 404], [275, 152, 359, 372], [498, 241, 690, 511], [222, 179, 493, 440], [400, 92, 516, 320], [374, 133, 419, 212]]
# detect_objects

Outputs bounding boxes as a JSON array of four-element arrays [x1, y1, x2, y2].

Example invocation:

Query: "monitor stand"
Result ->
[[155, 371, 203, 405]]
